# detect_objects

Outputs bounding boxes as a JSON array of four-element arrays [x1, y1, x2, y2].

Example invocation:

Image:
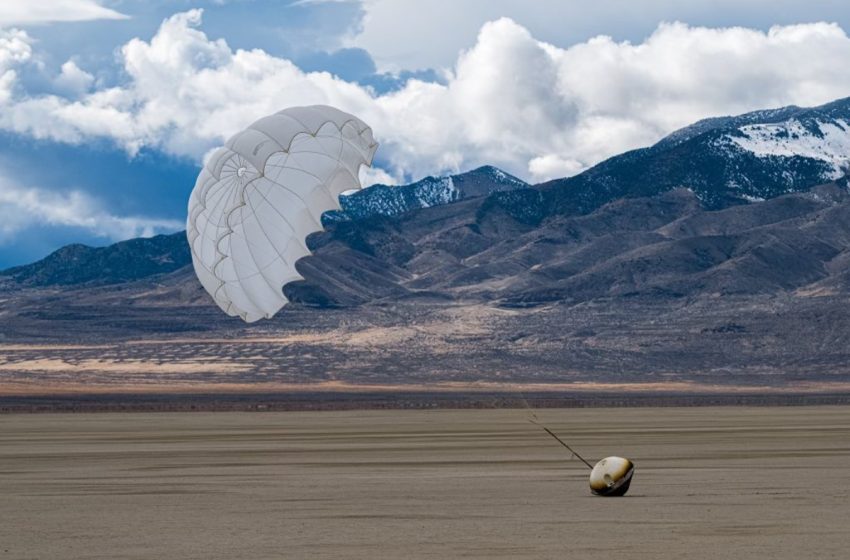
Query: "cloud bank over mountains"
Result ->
[[2, 10, 850, 185], [0, 179, 182, 243]]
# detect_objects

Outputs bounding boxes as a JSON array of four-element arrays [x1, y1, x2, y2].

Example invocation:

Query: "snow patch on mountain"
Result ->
[[414, 177, 458, 208], [729, 118, 850, 179], [490, 167, 516, 185]]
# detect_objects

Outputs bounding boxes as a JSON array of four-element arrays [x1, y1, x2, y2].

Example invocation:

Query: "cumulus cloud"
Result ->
[[528, 155, 585, 182], [2, 10, 850, 183], [0, 1, 127, 25], [0, 177, 183, 242], [0, 27, 31, 102], [348, 0, 850, 72], [52, 60, 94, 97], [359, 164, 398, 187]]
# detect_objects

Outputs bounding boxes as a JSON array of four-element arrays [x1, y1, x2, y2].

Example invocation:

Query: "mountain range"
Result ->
[[2, 97, 850, 400]]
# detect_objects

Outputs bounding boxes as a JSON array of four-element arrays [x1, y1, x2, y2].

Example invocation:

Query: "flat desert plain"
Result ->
[[1, 406, 848, 559]]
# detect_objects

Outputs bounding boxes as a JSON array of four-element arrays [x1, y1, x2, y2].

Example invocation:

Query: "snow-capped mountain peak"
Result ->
[[324, 166, 528, 224], [536, 96, 850, 215]]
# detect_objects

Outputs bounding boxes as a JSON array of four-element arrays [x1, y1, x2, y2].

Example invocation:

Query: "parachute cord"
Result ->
[[519, 390, 594, 470], [531, 421, 594, 470], [516, 389, 538, 422]]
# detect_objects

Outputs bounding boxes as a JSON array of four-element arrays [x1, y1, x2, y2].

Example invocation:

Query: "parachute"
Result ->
[[187, 106, 378, 322]]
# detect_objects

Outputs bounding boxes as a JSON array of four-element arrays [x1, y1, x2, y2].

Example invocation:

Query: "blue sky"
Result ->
[[2, 0, 850, 268]]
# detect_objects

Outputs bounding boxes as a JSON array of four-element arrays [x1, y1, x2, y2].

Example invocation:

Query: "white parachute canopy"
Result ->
[[187, 105, 378, 322]]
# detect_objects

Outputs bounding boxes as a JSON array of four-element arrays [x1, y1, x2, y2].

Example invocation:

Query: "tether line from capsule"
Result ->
[[515, 390, 594, 470], [530, 419, 594, 470]]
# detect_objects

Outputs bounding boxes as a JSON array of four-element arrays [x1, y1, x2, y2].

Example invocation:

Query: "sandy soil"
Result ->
[[1, 407, 848, 559]]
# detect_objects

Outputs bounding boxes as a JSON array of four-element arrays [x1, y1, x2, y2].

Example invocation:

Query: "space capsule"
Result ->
[[589, 456, 634, 496]]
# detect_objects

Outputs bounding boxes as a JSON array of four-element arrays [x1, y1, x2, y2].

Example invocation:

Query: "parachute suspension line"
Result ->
[[518, 390, 594, 470], [530, 420, 594, 470], [516, 390, 539, 422]]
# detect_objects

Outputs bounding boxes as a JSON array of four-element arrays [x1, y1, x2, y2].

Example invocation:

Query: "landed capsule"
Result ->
[[589, 456, 634, 496]]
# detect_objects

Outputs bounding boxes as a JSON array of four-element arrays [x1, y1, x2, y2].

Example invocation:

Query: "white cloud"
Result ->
[[359, 165, 398, 187], [289, 0, 356, 5], [0, 27, 32, 102], [348, 0, 850, 72], [528, 155, 585, 182], [53, 60, 94, 96], [0, 1, 128, 26], [0, 178, 183, 242], [2, 10, 850, 184], [0, 28, 30, 66]]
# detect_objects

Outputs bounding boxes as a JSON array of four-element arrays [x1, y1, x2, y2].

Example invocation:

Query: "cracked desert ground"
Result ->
[[1, 406, 848, 559]]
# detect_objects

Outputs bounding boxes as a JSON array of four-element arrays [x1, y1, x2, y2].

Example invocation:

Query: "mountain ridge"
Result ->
[[325, 165, 527, 224], [1, 165, 526, 287], [6, 98, 850, 288], [0, 233, 190, 287], [528, 96, 850, 217]]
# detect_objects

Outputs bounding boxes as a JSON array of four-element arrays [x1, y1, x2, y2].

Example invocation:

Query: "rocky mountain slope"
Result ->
[[288, 182, 850, 307]]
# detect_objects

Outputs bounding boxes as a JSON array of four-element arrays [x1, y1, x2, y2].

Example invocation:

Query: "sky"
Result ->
[[2, 0, 850, 267]]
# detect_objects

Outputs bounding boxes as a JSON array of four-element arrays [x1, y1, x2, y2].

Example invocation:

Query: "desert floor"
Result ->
[[1, 406, 848, 559]]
